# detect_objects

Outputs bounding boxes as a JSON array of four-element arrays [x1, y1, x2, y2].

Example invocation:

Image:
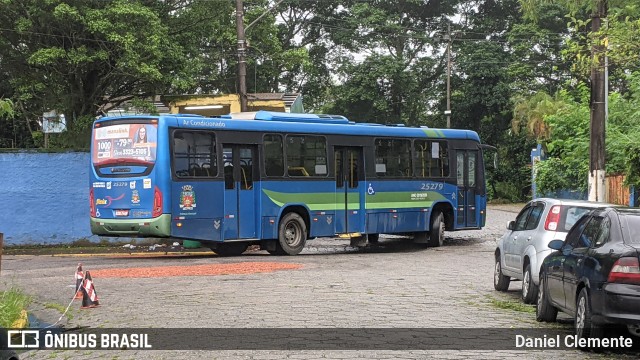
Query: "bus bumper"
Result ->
[[90, 214, 171, 237]]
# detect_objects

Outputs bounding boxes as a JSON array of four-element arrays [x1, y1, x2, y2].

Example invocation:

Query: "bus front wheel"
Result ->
[[277, 212, 307, 255], [427, 212, 445, 247]]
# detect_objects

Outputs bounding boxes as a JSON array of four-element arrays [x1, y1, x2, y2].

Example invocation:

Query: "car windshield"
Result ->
[[559, 206, 594, 232], [623, 214, 640, 244]]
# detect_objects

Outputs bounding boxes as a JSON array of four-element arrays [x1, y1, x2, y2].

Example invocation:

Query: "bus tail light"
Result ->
[[544, 205, 561, 231], [608, 257, 640, 285], [90, 188, 96, 217], [152, 186, 163, 218]]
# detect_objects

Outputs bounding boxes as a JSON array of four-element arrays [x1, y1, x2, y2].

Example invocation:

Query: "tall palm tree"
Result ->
[[511, 91, 565, 142]]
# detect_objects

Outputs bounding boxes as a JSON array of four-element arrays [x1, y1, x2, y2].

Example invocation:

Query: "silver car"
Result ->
[[493, 198, 612, 304]]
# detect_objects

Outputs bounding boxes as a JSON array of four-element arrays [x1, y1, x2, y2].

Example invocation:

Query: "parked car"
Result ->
[[494, 198, 612, 304], [537, 207, 640, 341]]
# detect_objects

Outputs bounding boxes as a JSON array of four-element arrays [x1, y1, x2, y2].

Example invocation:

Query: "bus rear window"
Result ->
[[92, 122, 158, 166]]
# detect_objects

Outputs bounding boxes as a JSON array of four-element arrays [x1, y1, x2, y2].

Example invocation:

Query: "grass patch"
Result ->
[[43, 302, 66, 314], [487, 296, 535, 313], [42, 302, 74, 320], [0, 287, 32, 328]]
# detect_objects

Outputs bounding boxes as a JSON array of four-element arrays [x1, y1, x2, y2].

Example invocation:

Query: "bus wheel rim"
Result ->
[[285, 221, 301, 246]]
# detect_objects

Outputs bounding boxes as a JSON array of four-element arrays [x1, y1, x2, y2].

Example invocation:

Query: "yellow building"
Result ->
[[162, 93, 304, 117]]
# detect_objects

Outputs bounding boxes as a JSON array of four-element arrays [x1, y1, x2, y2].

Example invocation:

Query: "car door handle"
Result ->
[[526, 236, 532, 241]]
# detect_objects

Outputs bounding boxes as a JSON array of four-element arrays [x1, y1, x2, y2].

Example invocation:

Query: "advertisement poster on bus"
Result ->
[[92, 123, 158, 164]]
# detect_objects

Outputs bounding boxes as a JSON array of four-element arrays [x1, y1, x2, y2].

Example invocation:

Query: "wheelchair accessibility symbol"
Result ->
[[367, 183, 375, 195]]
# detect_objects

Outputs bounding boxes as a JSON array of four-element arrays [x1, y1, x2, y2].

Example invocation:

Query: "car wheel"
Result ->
[[278, 212, 307, 255], [522, 264, 539, 304], [536, 274, 557, 322], [575, 287, 603, 345], [493, 256, 510, 291], [427, 212, 444, 247]]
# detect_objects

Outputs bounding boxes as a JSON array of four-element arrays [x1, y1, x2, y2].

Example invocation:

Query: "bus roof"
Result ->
[[95, 111, 481, 142]]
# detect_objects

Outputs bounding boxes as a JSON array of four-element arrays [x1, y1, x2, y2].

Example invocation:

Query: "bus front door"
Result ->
[[334, 147, 364, 235], [223, 144, 258, 239], [456, 150, 479, 228]]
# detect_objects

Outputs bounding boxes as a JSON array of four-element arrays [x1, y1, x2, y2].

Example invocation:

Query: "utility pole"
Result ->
[[235, 0, 284, 113], [445, 23, 452, 128], [236, 0, 248, 112], [588, 0, 607, 202]]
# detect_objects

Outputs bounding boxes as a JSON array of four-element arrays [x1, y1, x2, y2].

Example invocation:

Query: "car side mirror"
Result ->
[[507, 221, 515, 230], [548, 239, 564, 250]]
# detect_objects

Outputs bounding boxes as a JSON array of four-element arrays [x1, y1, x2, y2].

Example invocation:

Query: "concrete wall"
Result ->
[[0, 152, 93, 245]]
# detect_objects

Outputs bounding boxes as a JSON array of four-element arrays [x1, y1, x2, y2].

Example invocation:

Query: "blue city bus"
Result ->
[[90, 111, 489, 256]]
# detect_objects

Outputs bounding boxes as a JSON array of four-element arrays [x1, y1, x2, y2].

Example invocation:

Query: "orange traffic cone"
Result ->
[[80, 271, 100, 309], [74, 263, 84, 299]]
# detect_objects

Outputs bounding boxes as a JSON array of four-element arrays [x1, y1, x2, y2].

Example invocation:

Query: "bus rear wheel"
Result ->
[[277, 212, 307, 255], [213, 242, 248, 257]]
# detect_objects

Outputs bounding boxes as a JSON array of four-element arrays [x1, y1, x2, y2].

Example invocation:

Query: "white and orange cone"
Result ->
[[80, 271, 100, 309], [74, 263, 84, 299]]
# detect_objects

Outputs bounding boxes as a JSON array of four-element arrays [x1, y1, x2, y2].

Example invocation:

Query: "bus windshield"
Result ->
[[92, 121, 158, 166]]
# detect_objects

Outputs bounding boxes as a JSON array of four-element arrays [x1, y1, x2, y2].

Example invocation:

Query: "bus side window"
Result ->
[[415, 140, 449, 178], [172, 131, 217, 178], [264, 134, 284, 177], [286, 135, 326, 177], [375, 138, 410, 177]]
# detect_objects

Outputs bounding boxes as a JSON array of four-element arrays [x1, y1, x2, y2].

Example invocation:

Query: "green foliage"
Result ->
[[512, 92, 567, 141], [488, 130, 537, 202], [607, 73, 640, 187], [529, 88, 589, 194], [321, 54, 435, 125], [530, 72, 640, 193], [318, 0, 457, 125], [0, 0, 215, 147], [508, 3, 574, 95], [535, 156, 589, 195], [0, 98, 14, 118], [0, 287, 31, 328]]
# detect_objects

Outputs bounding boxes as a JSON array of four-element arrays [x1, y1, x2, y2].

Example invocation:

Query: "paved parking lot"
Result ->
[[2, 204, 637, 359]]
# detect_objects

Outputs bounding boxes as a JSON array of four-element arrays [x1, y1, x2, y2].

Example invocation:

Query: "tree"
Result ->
[[0, 0, 202, 146], [507, 3, 576, 95], [511, 91, 566, 142], [519, 0, 640, 201], [533, 73, 640, 194], [319, 0, 459, 125]]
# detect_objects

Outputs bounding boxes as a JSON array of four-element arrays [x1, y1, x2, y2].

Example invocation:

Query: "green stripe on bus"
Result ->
[[421, 128, 446, 138], [263, 189, 359, 211], [262, 189, 447, 211], [364, 191, 446, 209]]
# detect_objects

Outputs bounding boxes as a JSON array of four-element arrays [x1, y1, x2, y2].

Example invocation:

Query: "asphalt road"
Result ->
[[1, 204, 638, 359]]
